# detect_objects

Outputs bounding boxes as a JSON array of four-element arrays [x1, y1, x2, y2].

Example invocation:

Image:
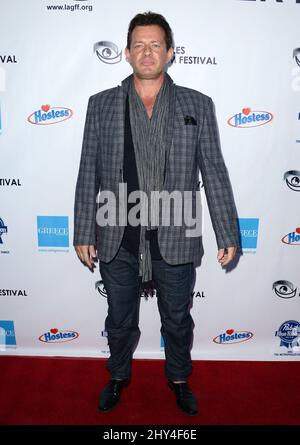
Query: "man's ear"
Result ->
[[125, 47, 130, 62], [166, 47, 174, 64]]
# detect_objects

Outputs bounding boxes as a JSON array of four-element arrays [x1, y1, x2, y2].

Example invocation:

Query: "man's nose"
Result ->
[[143, 45, 152, 55]]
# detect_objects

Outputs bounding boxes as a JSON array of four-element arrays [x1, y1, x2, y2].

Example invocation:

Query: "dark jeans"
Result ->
[[99, 245, 195, 381]]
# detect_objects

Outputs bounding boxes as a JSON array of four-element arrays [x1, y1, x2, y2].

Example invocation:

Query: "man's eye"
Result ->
[[284, 170, 300, 191], [273, 280, 297, 298]]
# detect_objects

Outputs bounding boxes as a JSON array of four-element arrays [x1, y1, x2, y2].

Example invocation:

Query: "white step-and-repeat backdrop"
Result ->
[[1, 0, 299, 361]]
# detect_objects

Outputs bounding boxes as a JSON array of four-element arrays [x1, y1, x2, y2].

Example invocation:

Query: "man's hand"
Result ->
[[75, 245, 97, 271], [217, 246, 237, 267]]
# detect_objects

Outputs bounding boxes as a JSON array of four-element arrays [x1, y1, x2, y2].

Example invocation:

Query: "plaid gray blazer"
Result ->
[[73, 74, 240, 265]]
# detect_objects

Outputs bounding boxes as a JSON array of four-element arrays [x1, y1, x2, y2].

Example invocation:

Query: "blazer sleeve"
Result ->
[[73, 95, 100, 246], [197, 97, 240, 249]]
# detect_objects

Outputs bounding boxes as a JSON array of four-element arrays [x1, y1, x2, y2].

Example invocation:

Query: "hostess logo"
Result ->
[[27, 104, 73, 125], [213, 329, 253, 345], [227, 107, 273, 128], [281, 227, 300, 245], [39, 328, 79, 343]]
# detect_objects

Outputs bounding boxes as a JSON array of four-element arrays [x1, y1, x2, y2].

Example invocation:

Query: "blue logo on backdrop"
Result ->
[[275, 320, 300, 352], [37, 216, 69, 247], [0, 218, 8, 244], [238, 218, 259, 250], [160, 336, 165, 349], [0, 320, 16, 348]]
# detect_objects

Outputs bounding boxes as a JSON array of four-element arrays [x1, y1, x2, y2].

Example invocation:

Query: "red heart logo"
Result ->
[[226, 329, 234, 335], [50, 328, 58, 334], [41, 104, 50, 112], [242, 108, 251, 116], [296, 228, 300, 234]]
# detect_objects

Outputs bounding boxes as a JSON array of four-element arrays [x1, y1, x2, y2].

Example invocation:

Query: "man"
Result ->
[[74, 12, 240, 416]]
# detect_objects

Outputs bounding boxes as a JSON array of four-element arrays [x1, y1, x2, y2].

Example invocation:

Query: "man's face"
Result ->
[[125, 25, 174, 80]]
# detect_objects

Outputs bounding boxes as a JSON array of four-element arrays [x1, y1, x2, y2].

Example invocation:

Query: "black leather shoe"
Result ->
[[168, 380, 198, 416], [98, 378, 130, 412]]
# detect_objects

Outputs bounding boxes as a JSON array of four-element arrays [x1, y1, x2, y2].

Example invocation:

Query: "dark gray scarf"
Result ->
[[128, 73, 174, 286]]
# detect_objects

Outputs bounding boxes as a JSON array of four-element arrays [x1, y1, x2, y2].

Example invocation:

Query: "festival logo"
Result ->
[[172, 45, 217, 65], [0, 178, 22, 187], [0, 289, 28, 297]]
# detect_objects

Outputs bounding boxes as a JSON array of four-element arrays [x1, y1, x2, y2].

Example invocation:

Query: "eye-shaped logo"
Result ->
[[95, 280, 107, 297], [293, 48, 300, 67], [272, 280, 298, 299], [284, 170, 300, 191], [94, 41, 122, 64]]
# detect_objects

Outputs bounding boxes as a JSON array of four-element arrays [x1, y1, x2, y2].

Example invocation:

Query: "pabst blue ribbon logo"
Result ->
[[0, 218, 8, 244], [275, 320, 300, 351], [94, 41, 122, 64], [27, 104, 73, 125], [272, 280, 298, 299], [281, 227, 300, 245], [284, 170, 300, 191], [39, 328, 79, 343], [213, 329, 253, 344], [227, 107, 273, 128]]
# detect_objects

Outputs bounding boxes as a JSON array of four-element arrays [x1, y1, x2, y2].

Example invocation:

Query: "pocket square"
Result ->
[[184, 115, 197, 125]]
